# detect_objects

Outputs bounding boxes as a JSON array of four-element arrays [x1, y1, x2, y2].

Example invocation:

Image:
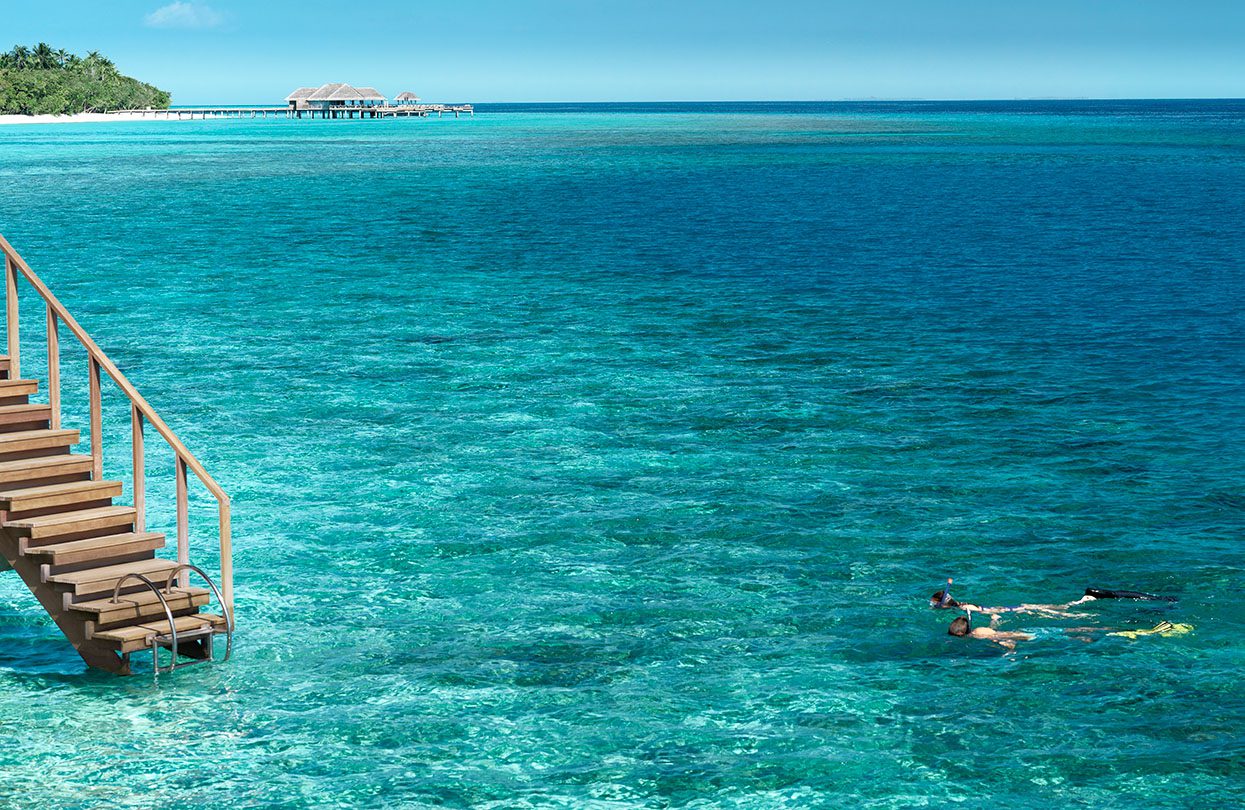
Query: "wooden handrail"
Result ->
[[0, 234, 232, 610]]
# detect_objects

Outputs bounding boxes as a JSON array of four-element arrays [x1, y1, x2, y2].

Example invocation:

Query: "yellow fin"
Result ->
[[1108, 622, 1192, 639]]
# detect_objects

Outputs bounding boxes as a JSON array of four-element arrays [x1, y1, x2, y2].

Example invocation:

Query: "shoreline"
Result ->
[[0, 112, 187, 126]]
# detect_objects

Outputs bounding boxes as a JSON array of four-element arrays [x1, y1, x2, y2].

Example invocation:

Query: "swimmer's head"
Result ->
[[948, 616, 971, 637], [931, 590, 961, 609]]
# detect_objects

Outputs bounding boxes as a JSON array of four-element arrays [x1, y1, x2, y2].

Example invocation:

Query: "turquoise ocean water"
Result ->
[[0, 101, 1242, 807]]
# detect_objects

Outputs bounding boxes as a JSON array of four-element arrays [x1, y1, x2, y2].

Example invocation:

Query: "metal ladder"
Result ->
[[111, 564, 235, 682]]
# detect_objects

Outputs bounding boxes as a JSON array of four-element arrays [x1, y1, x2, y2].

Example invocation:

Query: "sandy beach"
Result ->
[[0, 112, 182, 125]]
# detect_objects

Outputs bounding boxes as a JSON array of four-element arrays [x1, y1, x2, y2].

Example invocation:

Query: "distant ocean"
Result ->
[[0, 101, 1242, 808]]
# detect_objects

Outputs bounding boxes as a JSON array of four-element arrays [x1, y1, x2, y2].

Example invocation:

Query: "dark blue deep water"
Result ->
[[0, 101, 1242, 807]]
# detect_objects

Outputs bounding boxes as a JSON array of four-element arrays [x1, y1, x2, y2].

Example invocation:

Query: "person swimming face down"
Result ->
[[930, 589, 960, 609], [947, 612, 1033, 651]]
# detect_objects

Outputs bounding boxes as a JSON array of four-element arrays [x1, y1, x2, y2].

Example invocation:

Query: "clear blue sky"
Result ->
[[5, 1, 1244, 103]]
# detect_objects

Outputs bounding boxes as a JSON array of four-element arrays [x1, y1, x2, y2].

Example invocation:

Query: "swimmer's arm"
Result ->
[[1028, 606, 1084, 618], [1007, 604, 1084, 617]]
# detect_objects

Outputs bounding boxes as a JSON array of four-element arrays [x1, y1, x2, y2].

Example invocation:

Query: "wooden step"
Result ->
[[48, 557, 178, 597], [0, 355, 10, 378], [0, 379, 38, 398], [0, 428, 80, 456], [0, 479, 122, 512], [91, 613, 226, 654], [0, 403, 51, 429], [23, 531, 164, 566], [5, 505, 136, 540], [0, 454, 92, 485], [71, 586, 210, 625]]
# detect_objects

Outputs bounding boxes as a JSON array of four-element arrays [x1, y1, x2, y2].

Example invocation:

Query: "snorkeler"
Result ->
[[949, 610, 1192, 652], [929, 578, 1174, 617], [946, 607, 1190, 651]]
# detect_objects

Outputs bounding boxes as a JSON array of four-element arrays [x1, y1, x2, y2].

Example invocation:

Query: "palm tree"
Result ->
[[54, 48, 70, 68], [84, 50, 103, 80], [11, 45, 31, 69], [34, 42, 55, 70]]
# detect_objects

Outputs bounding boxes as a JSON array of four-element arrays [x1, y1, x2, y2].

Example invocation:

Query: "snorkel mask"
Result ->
[[931, 577, 955, 608]]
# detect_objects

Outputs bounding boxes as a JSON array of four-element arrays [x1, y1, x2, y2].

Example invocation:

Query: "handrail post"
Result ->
[[88, 355, 102, 480], [132, 404, 145, 533], [219, 500, 233, 613], [5, 254, 18, 378], [175, 456, 189, 588], [46, 305, 60, 429]]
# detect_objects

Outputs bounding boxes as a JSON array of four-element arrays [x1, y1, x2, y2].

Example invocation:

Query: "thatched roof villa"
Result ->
[[278, 83, 468, 119], [286, 83, 387, 111]]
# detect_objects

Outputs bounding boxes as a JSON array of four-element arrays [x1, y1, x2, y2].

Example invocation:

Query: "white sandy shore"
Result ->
[[0, 112, 187, 125]]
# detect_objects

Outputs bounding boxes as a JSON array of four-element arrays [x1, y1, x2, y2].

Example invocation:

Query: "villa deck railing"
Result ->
[[0, 235, 232, 611]]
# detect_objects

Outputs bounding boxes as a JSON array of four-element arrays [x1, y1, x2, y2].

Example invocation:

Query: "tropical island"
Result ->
[[0, 43, 169, 115]]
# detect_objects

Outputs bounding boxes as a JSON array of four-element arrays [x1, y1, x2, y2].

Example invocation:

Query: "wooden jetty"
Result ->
[[0, 234, 233, 679], [110, 104, 474, 120]]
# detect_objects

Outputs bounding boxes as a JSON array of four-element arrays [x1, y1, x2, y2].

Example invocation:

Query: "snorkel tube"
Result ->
[[933, 577, 955, 608]]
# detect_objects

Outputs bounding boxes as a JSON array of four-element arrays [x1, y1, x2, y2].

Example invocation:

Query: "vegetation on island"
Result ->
[[0, 43, 170, 115]]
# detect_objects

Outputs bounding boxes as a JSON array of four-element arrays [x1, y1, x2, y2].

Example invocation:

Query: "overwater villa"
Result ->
[[286, 83, 387, 112], [282, 83, 464, 119]]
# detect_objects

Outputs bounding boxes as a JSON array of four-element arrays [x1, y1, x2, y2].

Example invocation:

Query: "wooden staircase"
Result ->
[[0, 235, 232, 677]]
